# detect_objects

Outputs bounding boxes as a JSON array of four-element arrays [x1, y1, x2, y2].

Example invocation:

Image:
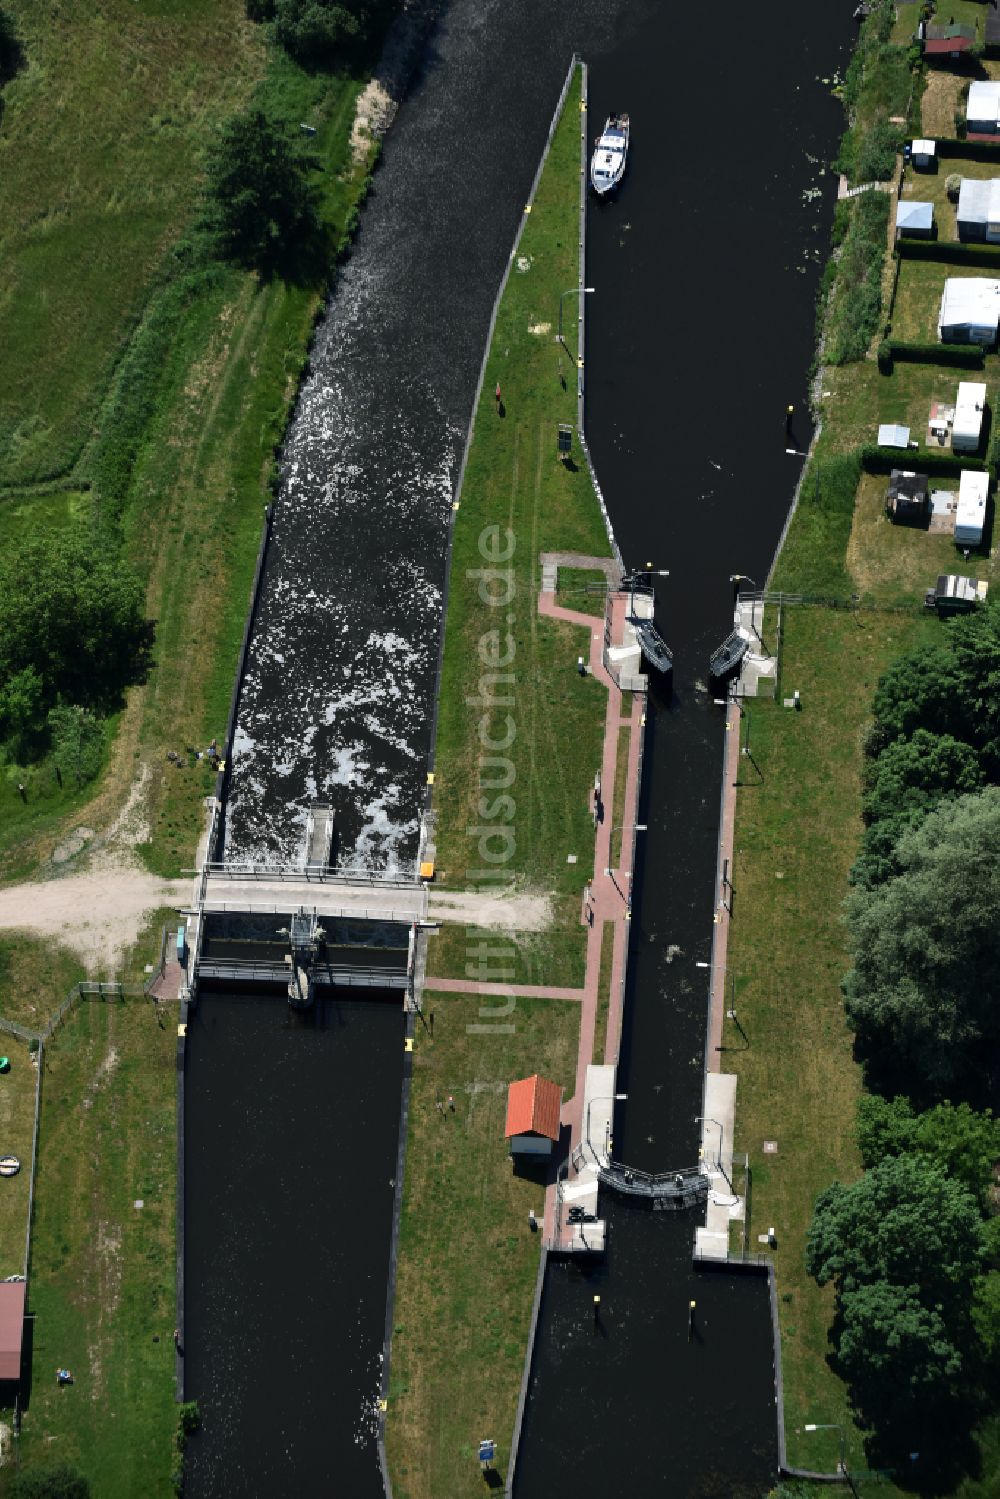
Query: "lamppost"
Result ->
[[694, 960, 748, 1047], [695, 1114, 733, 1192], [605, 824, 647, 915], [805, 1423, 852, 1489], [585, 1092, 628, 1164], [730, 572, 763, 649], [558, 285, 595, 358]]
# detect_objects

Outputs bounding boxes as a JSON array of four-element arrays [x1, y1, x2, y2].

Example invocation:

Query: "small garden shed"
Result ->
[[886, 469, 930, 526], [925, 21, 976, 57], [896, 200, 934, 239], [0, 1282, 24, 1386], [505, 1074, 562, 1157], [911, 138, 936, 169]]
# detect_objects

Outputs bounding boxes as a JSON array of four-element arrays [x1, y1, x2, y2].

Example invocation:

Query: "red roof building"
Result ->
[[505, 1074, 562, 1154], [0, 1282, 25, 1383]]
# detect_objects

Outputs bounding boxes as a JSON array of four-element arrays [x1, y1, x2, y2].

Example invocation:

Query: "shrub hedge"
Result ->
[[885, 339, 986, 368], [860, 444, 988, 476], [897, 237, 1000, 267]]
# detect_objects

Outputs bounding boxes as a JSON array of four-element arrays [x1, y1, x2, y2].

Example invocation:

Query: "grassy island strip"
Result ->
[[386, 64, 612, 1496], [727, 4, 1000, 1491], [427, 63, 611, 965]]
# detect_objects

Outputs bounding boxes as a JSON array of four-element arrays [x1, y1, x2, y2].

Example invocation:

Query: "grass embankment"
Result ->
[[17, 996, 177, 1496], [0, 0, 264, 490], [387, 65, 609, 1499], [385, 994, 578, 1499], [0, 5, 383, 881], [430, 64, 611, 986], [0, 1041, 36, 1280], [726, 606, 933, 1486], [733, 16, 1000, 1487]]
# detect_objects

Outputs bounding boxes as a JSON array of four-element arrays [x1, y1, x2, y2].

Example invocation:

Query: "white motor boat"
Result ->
[[590, 113, 629, 195]]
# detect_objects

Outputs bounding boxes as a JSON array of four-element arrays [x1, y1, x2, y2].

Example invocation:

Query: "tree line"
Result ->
[[806, 602, 1000, 1487]]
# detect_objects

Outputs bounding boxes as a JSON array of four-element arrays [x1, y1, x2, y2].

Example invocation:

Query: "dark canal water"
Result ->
[[184, 993, 404, 1498], [196, 0, 851, 1493]]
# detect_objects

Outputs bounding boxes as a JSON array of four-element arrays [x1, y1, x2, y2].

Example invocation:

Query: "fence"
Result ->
[[202, 861, 419, 889]]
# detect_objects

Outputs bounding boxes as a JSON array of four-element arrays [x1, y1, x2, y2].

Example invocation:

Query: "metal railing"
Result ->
[[203, 861, 419, 889], [593, 1157, 710, 1206]]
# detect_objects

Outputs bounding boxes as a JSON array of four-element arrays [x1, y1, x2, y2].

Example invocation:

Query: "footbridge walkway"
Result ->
[[183, 860, 430, 1003]]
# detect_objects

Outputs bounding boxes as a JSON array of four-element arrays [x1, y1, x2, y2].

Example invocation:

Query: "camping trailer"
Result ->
[[956, 469, 989, 547], [938, 278, 1000, 344], [967, 79, 1000, 135], [952, 382, 987, 452]]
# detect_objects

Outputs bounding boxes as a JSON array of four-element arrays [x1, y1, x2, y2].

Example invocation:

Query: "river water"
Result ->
[[204, 0, 850, 1492]]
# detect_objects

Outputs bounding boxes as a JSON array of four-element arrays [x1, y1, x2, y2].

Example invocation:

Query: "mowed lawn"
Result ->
[[432, 64, 611, 906], [889, 257, 990, 344], [0, 0, 264, 487], [0, 1041, 37, 1279], [847, 470, 997, 606], [19, 997, 177, 1497], [726, 604, 933, 1483], [385, 993, 579, 1499]]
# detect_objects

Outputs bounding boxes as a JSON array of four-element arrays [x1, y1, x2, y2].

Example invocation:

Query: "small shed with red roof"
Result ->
[[0, 1282, 25, 1385], [504, 1074, 563, 1156]]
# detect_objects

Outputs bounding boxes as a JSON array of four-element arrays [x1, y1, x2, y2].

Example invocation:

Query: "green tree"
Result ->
[[972, 1269, 1000, 1363], [10, 1466, 90, 1499], [856, 1094, 918, 1165], [0, 4, 24, 86], [47, 705, 105, 788], [853, 729, 983, 888], [0, 532, 149, 730], [0, 664, 44, 745], [863, 729, 982, 826], [837, 1280, 964, 1429], [843, 788, 1000, 1095], [204, 110, 322, 274], [857, 1096, 1000, 1209], [868, 642, 969, 758], [274, 0, 362, 65], [807, 1154, 984, 1312]]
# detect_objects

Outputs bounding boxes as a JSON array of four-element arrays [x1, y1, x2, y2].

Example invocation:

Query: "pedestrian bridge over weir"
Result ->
[[183, 859, 430, 1005]]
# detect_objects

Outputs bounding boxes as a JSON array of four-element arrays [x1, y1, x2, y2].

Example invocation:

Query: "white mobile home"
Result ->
[[957, 179, 1000, 242], [956, 469, 989, 546], [938, 278, 1000, 344], [967, 80, 1000, 135], [952, 382, 987, 451]]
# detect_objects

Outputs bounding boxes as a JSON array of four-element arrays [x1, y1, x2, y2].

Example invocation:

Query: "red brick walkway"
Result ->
[[424, 575, 646, 1241]]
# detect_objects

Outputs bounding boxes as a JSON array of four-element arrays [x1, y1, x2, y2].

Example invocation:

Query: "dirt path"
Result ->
[[0, 869, 189, 975], [426, 888, 552, 931]]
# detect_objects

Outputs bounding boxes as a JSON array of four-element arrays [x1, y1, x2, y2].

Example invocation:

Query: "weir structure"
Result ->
[[179, 794, 431, 1006]]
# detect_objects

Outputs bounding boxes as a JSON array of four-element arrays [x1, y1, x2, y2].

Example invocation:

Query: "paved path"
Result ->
[[536, 583, 644, 1239], [425, 567, 646, 1248], [423, 977, 584, 1001], [706, 698, 740, 1070]]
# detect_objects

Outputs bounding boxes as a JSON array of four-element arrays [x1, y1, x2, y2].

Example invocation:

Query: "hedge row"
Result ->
[[881, 340, 986, 370], [897, 237, 1000, 267], [935, 135, 1000, 161], [860, 444, 988, 476]]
